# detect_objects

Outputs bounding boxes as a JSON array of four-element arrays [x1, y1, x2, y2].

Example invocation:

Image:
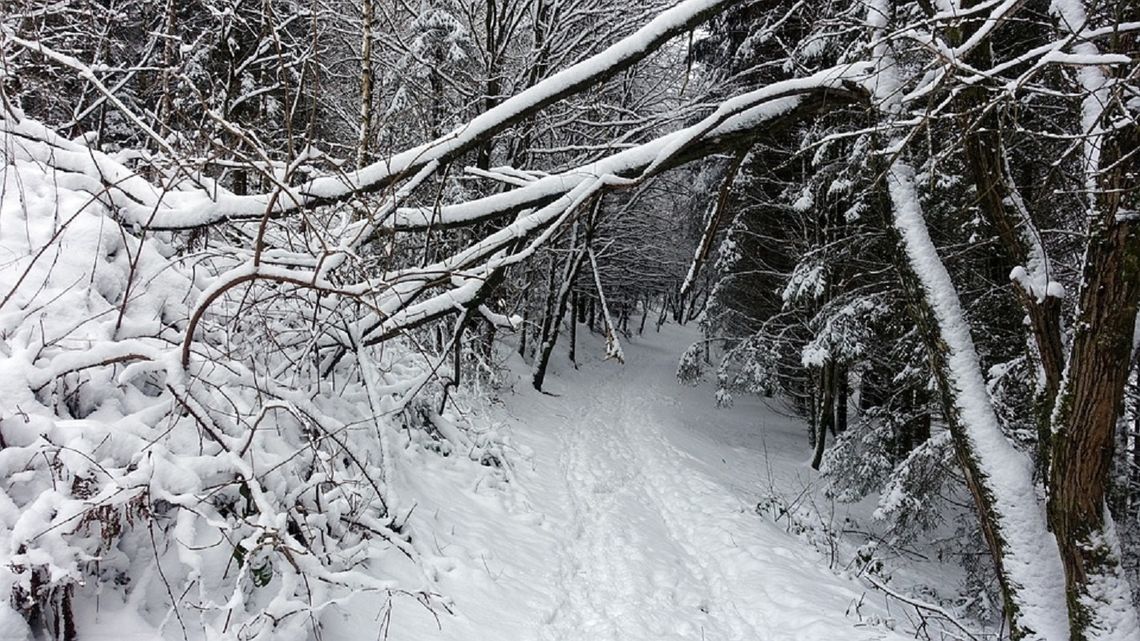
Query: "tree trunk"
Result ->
[[885, 160, 1068, 640], [477, 0, 501, 171], [806, 387, 817, 449], [569, 290, 578, 367], [960, 105, 1064, 472], [533, 246, 589, 390], [812, 362, 835, 470], [534, 202, 600, 389], [1046, 125, 1140, 639], [159, 0, 177, 131], [1133, 384, 1140, 509], [535, 254, 559, 350], [835, 365, 848, 434], [680, 149, 746, 300], [518, 286, 529, 358], [638, 295, 649, 335], [912, 388, 931, 447], [356, 0, 374, 167]]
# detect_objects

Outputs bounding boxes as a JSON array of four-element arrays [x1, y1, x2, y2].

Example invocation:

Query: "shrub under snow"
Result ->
[[0, 155, 503, 640]]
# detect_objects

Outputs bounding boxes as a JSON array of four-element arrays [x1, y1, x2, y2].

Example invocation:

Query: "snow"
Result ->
[[1009, 265, 1065, 303], [368, 64, 864, 240], [325, 324, 915, 641]]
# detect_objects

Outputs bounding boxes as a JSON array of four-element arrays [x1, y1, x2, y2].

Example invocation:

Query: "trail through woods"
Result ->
[[319, 325, 909, 641]]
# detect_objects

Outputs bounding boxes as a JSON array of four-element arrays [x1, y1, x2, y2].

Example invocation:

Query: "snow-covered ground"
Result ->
[[318, 323, 911, 641]]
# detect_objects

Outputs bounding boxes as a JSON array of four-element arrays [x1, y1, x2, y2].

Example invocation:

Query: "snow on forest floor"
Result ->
[[319, 323, 916, 641]]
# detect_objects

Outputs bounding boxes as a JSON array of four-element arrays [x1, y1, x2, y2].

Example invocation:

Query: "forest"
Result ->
[[0, 0, 1138, 640]]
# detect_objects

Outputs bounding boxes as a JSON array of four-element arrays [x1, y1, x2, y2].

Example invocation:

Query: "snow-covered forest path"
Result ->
[[532, 327, 899, 641], [545, 345, 763, 641], [330, 324, 907, 641]]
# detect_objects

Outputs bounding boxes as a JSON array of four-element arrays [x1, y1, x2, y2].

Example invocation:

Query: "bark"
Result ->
[[477, 0, 502, 171], [356, 0, 374, 167], [535, 255, 560, 358], [811, 361, 835, 469], [569, 290, 578, 366], [900, 256, 1027, 637], [531, 246, 588, 390], [912, 388, 931, 446], [638, 295, 649, 335], [806, 388, 817, 449], [159, 0, 177, 130], [949, 8, 1139, 636], [1134, 386, 1140, 506], [896, 389, 930, 458], [518, 286, 529, 358], [835, 365, 848, 434], [946, 0, 1065, 476], [1047, 122, 1140, 638]]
